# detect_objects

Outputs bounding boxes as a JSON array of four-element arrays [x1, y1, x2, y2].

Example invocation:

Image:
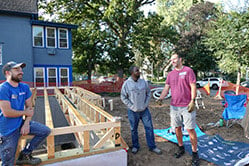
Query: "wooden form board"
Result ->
[[64, 87, 113, 122], [71, 87, 102, 107], [16, 87, 128, 164], [44, 88, 55, 159], [55, 88, 122, 151], [30, 88, 37, 107]]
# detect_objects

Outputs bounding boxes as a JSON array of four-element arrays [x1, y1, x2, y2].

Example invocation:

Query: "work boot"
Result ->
[[191, 151, 200, 166], [174, 146, 185, 158], [149, 147, 162, 155], [16, 151, 42, 165], [131, 147, 139, 154]]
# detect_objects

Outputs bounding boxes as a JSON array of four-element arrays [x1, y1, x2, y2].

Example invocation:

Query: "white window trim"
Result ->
[[34, 67, 45, 87], [59, 68, 69, 86], [47, 67, 57, 87], [46, 27, 56, 48], [58, 28, 68, 49], [32, 25, 44, 47]]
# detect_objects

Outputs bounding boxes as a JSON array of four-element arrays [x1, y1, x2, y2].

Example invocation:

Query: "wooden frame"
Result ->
[[70, 86, 102, 107], [14, 87, 128, 165]]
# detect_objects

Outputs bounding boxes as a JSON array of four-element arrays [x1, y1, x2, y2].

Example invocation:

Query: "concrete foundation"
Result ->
[[45, 149, 127, 166]]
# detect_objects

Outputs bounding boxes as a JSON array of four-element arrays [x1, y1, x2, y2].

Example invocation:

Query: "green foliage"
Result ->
[[157, 0, 193, 27], [98, 92, 120, 97], [205, 11, 249, 75], [40, 0, 169, 78], [132, 13, 178, 77], [156, 0, 203, 29], [175, 2, 218, 73]]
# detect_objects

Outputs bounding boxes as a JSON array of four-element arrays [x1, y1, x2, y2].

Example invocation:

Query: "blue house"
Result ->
[[0, 0, 77, 87]]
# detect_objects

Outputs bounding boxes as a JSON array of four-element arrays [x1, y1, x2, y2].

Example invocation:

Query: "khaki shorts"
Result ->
[[170, 105, 196, 129]]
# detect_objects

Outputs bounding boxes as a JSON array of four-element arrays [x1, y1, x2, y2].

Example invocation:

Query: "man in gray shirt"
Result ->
[[121, 66, 162, 155]]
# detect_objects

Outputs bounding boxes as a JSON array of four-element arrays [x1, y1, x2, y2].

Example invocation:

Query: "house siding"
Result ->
[[33, 48, 72, 65], [0, 14, 33, 82], [0, 3, 77, 87]]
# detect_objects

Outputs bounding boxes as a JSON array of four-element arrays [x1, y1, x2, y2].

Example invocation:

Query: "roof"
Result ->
[[0, 0, 38, 15], [31, 20, 78, 29]]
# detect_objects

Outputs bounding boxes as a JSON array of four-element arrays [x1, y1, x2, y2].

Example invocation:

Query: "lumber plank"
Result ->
[[83, 131, 90, 152], [44, 88, 55, 159], [51, 122, 120, 136], [93, 128, 115, 149]]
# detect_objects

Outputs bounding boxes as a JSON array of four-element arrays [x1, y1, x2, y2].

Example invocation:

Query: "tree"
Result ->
[[132, 13, 178, 80], [155, 1, 218, 76], [72, 23, 105, 80], [174, 2, 218, 75], [39, 0, 159, 78], [205, 10, 249, 93], [156, 0, 203, 31]]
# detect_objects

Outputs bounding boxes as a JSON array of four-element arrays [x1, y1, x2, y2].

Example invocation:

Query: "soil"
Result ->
[[101, 90, 249, 166]]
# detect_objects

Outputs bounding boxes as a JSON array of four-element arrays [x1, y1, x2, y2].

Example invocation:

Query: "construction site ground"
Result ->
[[101, 91, 249, 166]]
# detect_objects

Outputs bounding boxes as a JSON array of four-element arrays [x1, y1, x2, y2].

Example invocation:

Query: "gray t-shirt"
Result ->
[[121, 77, 151, 112]]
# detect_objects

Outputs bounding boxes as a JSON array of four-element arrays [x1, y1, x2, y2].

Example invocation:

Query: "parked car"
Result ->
[[98, 76, 108, 83], [196, 77, 223, 90], [241, 81, 249, 88], [98, 76, 116, 83]]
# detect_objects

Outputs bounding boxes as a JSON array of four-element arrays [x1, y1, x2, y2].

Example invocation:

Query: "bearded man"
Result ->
[[121, 65, 162, 155], [0, 61, 51, 165]]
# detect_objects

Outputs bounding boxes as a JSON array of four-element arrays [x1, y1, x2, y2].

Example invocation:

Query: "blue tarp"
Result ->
[[185, 135, 249, 166], [154, 125, 205, 144], [154, 126, 249, 166]]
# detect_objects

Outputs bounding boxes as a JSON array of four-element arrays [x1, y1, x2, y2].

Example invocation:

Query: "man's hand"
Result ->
[[156, 98, 163, 106], [188, 101, 195, 113], [24, 107, 34, 117], [20, 122, 30, 135]]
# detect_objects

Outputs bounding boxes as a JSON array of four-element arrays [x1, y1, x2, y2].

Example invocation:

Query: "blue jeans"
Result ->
[[128, 108, 156, 150], [0, 121, 51, 166]]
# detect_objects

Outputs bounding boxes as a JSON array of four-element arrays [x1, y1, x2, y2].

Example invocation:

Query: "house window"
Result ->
[[33, 26, 44, 47], [47, 68, 57, 87], [46, 27, 56, 48], [34, 68, 45, 87], [59, 28, 68, 48], [60, 68, 69, 86]]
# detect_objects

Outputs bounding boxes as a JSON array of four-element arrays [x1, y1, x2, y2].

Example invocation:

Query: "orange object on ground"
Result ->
[[203, 82, 210, 95]]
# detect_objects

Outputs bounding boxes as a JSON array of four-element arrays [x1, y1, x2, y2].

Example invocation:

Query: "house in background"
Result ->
[[0, 0, 77, 87]]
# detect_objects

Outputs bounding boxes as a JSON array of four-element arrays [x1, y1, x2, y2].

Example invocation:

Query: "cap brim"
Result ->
[[12, 63, 26, 68]]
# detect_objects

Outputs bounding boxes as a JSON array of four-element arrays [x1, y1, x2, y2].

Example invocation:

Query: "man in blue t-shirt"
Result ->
[[0, 61, 51, 165]]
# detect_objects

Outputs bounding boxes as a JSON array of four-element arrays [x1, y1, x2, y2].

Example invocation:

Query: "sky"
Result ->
[[141, 0, 249, 15], [41, 0, 248, 20]]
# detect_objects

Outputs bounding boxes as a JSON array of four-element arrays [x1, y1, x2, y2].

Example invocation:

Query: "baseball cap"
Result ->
[[2, 61, 26, 75]]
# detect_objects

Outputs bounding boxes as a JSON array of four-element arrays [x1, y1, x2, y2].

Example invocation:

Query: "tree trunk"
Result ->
[[117, 69, 123, 78], [87, 63, 92, 83], [236, 67, 241, 95]]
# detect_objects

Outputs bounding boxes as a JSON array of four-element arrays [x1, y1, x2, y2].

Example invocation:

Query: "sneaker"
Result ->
[[16, 152, 42, 165], [174, 147, 185, 158], [192, 155, 200, 166], [131, 147, 139, 154], [150, 147, 162, 155]]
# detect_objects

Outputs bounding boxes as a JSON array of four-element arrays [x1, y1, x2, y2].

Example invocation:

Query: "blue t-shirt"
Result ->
[[0, 82, 32, 136]]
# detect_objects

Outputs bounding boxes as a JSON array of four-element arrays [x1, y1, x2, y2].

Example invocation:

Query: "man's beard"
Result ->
[[135, 74, 140, 79], [11, 75, 22, 83]]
